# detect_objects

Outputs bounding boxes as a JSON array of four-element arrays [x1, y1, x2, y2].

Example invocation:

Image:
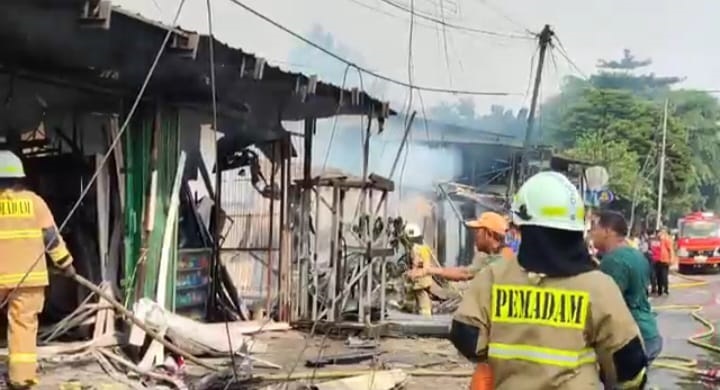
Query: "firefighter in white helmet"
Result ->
[[0, 150, 76, 389], [403, 223, 435, 317], [450, 171, 648, 389]]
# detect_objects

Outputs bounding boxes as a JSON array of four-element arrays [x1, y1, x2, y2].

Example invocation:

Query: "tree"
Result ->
[[597, 49, 652, 70], [541, 50, 718, 222], [668, 90, 720, 210], [563, 133, 641, 200]]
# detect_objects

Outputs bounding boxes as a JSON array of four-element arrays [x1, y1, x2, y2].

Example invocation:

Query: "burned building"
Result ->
[[0, 0, 391, 330]]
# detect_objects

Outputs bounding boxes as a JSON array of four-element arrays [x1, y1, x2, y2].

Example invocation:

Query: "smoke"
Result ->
[[287, 24, 463, 196], [310, 116, 462, 192], [283, 25, 524, 266]]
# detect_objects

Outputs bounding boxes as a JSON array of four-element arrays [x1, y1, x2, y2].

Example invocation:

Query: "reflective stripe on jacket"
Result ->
[[0, 189, 71, 288], [453, 260, 643, 389]]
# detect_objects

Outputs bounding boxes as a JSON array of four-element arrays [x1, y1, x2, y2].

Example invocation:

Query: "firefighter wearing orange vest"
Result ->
[[450, 171, 648, 389], [0, 150, 76, 389]]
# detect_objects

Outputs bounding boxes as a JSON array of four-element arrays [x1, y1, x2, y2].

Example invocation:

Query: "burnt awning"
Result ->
[[0, 0, 393, 140]]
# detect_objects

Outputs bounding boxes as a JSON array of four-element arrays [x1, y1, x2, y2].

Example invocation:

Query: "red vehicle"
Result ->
[[677, 211, 720, 273]]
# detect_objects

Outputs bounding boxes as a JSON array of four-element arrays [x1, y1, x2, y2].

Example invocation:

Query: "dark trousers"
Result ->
[[646, 254, 658, 293], [654, 262, 670, 294]]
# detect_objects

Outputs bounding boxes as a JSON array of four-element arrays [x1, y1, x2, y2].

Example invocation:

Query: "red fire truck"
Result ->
[[677, 211, 720, 273]]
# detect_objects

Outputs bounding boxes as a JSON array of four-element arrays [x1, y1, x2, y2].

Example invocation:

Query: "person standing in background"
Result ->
[[505, 219, 521, 255], [639, 232, 657, 295], [627, 234, 640, 249], [648, 231, 662, 296], [656, 227, 674, 295]]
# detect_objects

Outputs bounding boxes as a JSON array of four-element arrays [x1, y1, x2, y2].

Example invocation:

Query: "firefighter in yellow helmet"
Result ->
[[403, 223, 434, 317], [450, 171, 648, 389], [0, 150, 76, 389]]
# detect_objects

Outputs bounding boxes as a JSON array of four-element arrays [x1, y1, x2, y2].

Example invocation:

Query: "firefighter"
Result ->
[[0, 150, 76, 389], [450, 171, 648, 389], [404, 223, 434, 317], [407, 212, 512, 282]]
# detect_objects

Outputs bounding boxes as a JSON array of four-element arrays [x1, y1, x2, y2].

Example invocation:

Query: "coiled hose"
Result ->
[[651, 271, 720, 380]]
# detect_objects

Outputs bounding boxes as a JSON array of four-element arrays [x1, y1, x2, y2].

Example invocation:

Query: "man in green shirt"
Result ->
[[590, 210, 663, 362]]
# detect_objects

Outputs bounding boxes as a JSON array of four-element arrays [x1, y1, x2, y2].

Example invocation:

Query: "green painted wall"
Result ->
[[123, 105, 180, 309]]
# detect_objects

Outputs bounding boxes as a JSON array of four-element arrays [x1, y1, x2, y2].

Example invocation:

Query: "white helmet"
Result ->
[[0, 150, 25, 178], [511, 171, 585, 232], [404, 223, 422, 239]]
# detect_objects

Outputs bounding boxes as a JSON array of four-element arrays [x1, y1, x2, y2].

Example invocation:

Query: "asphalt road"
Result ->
[[650, 272, 720, 389]]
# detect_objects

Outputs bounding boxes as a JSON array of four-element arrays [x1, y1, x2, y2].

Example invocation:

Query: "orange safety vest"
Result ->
[[659, 236, 673, 263], [0, 189, 69, 288]]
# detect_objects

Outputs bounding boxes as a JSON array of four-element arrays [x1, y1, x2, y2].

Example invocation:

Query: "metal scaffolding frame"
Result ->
[[292, 173, 395, 323]]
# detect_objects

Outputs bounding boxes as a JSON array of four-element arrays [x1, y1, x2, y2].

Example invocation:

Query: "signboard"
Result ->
[[584, 189, 615, 207], [585, 166, 609, 191], [597, 189, 614, 204]]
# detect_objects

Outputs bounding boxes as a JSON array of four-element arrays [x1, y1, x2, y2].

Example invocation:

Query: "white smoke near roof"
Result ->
[[283, 117, 462, 197]]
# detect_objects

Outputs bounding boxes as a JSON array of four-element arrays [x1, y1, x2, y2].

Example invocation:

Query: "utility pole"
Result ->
[[655, 98, 669, 230], [519, 24, 554, 185]]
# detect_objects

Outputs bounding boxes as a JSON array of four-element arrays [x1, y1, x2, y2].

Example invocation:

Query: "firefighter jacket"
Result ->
[[0, 189, 73, 288], [453, 259, 645, 389], [410, 243, 433, 290]]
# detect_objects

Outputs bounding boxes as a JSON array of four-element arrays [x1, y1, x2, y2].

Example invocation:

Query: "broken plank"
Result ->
[[305, 351, 381, 368]]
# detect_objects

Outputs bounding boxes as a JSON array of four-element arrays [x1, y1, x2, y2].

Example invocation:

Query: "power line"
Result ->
[[397, 0, 417, 199], [320, 65, 353, 173], [471, 0, 533, 35], [224, 0, 522, 96], [551, 36, 590, 80], [378, 0, 534, 39], [436, 0, 453, 85]]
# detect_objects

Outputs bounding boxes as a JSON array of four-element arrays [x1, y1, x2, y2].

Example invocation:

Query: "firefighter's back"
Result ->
[[0, 188, 51, 288], [458, 258, 642, 389], [452, 171, 647, 390]]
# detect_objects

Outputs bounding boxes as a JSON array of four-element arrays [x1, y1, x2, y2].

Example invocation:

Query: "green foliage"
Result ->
[[542, 50, 720, 223], [563, 133, 640, 199]]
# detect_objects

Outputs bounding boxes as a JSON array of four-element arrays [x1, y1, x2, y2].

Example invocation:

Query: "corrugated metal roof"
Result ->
[[0, 1, 394, 127]]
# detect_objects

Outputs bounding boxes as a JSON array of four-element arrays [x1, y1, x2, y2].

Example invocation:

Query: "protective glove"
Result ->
[[62, 264, 77, 278]]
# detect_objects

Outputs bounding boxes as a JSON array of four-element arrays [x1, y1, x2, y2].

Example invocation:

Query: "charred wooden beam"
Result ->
[[168, 31, 199, 59], [252, 57, 265, 80]]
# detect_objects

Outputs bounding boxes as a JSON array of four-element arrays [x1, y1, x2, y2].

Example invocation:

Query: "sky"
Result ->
[[115, 0, 720, 113], [114, 0, 720, 195]]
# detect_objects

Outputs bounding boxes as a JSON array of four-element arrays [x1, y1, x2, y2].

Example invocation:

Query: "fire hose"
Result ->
[[651, 271, 720, 381]]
